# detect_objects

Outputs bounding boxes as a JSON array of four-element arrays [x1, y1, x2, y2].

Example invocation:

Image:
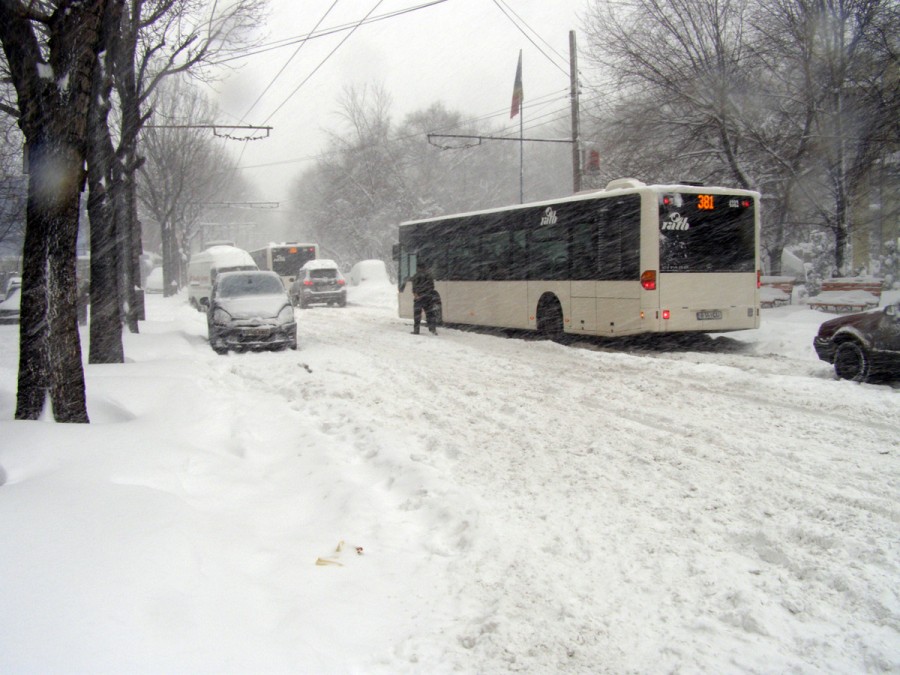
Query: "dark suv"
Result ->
[[290, 259, 347, 308], [813, 300, 900, 382]]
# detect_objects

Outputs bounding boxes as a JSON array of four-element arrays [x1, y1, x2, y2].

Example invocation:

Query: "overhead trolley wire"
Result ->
[[210, 0, 449, 66], [238, 0, 340, 124], [261, 0, 388, 125], [489, 0, 570, 77]]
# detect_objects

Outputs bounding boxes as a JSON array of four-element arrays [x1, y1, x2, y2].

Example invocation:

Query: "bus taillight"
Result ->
[[757, 269, 761, 288], [662, 309, 670, 320], [641, 270, 657, 290]]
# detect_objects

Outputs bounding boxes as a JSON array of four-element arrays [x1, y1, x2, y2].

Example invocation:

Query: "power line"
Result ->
[[495, 0, 569, 66], [210, 1, 449, 67], [234, 89, 606, 174], [239, 0, 339, 124], [490, 0, 570, 78], [262, 0, 387, 124]]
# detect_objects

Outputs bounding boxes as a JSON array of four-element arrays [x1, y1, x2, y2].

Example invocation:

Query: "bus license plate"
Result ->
[[696, 310, 722, 321]]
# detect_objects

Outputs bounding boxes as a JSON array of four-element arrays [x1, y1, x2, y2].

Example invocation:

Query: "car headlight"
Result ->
[[213, 308, 232, 325], [277, 304, 294, 325]]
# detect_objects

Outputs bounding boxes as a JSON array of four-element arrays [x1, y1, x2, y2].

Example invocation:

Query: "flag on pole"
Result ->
[[510, 50, 523, 118]]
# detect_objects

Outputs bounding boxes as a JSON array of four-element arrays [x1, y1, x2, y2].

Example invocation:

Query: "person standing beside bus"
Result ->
[[411, 264, 438, 335]]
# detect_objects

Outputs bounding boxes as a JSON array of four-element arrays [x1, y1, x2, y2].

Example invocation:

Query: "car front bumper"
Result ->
[[210, 323, 296, 350], [813, 336, 836, 363]]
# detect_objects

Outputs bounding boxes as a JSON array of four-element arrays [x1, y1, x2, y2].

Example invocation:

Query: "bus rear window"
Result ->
[[659, 195, 755, 273]]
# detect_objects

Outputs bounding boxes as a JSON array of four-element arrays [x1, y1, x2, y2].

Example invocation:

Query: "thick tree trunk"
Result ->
[[46, 144, 89, 423], [87, 169, 124, 364], [17, 141, 89, 422], [1, 0, 107, 423], [87, 1, 125, 364], [15, 164, 51, 420]]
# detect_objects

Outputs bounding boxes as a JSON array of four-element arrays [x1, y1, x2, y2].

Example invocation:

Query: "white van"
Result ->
[[187, 245, 257, 310]]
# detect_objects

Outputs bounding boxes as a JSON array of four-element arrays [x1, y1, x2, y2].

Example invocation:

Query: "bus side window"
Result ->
[[479, 230, 511, 281], [598, 196, 641, 280], [570, 220, 597, 280], [509, 230, 527, 280], [529, 224, 568, 280]]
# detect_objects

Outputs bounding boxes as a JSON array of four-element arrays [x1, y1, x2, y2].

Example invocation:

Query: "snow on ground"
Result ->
[[0, 284, 897, 673]]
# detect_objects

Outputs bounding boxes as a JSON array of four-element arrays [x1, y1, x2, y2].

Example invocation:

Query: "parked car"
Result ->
[[813, 300, 900, 382], [0, 287, 20, 324], [290, 259, 346, 308], [349, 259, 390, 286], [145, 266, 164, 293], [202, 270, 296, 354], [5, 276, 21, 300]]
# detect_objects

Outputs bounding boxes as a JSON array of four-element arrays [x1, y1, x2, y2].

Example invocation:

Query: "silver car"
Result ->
[[0, 287, 20, 324], [290, 259, 347, 308], [203, 270, 297, 354]]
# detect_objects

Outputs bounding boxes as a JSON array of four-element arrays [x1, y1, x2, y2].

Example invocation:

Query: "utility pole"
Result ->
[[570, 30, 581, 194], [428, 31, 585, 197]]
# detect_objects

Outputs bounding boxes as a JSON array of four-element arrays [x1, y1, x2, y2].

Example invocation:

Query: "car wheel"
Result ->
[[833, 341, 871, 382]]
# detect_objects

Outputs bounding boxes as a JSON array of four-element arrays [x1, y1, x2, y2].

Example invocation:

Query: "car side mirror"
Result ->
[[199, 297, 209, 309], [885, 303, 899, 319]]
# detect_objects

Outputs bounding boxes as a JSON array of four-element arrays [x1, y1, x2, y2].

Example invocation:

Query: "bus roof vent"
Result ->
[[605, 178, 645, 190], [679, 180, 704, 187]]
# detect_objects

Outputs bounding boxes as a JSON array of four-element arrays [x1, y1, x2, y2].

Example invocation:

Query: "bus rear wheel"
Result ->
[[536, 295, 564, 341]]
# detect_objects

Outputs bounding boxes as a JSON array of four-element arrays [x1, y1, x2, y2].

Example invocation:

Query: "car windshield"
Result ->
[[310, 269, 338, 279], [217, 274, 284, 298]]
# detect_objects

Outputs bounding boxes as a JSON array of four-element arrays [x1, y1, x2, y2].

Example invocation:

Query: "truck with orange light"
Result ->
[[393, 178, 760, 338]]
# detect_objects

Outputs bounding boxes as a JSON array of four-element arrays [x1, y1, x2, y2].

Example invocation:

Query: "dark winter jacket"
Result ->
[[411, 268, 435, 299]]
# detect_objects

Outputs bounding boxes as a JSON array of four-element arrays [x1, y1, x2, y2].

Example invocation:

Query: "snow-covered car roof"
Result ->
[[301, 259, 339, 271], [349, 259, 390, 285]]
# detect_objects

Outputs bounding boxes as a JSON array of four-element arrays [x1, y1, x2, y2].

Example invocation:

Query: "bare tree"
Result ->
[[0, 0, 108, 422], [291, 91, 539, 269], [82, 0, 265, 342], [583, 0, 758, 185], [138, 77, 246, 295], [86, 0, 125, 364], [581, 0, 898, 275]]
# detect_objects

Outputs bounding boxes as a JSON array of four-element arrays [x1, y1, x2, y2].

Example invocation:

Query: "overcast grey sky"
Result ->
[[208, 0, 590, 203]]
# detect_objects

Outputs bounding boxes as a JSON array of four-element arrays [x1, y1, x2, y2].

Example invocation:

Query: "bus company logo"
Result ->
[[661, 213, 690, 231], [540, 207, 558, 225]]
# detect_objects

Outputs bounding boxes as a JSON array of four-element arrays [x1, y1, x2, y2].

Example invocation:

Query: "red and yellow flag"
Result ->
[[510, 50, 523, 118]]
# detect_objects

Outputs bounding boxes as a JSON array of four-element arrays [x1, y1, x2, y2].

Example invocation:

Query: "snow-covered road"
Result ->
[[1, 284, 897, 673], [207, 286, 900, 672]]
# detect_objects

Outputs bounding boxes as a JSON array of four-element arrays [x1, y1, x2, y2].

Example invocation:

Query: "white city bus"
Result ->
[[249, 242, 318, 288], [394, 178, 760, 338]]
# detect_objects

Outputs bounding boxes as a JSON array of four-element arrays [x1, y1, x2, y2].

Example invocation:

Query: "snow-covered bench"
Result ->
[[760, 276, 796, 308], [806, 278, 883, 313]]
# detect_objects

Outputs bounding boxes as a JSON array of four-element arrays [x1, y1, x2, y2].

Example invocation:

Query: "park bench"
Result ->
[[805, 277, 883, 313], [760, 276, 796, 308]]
